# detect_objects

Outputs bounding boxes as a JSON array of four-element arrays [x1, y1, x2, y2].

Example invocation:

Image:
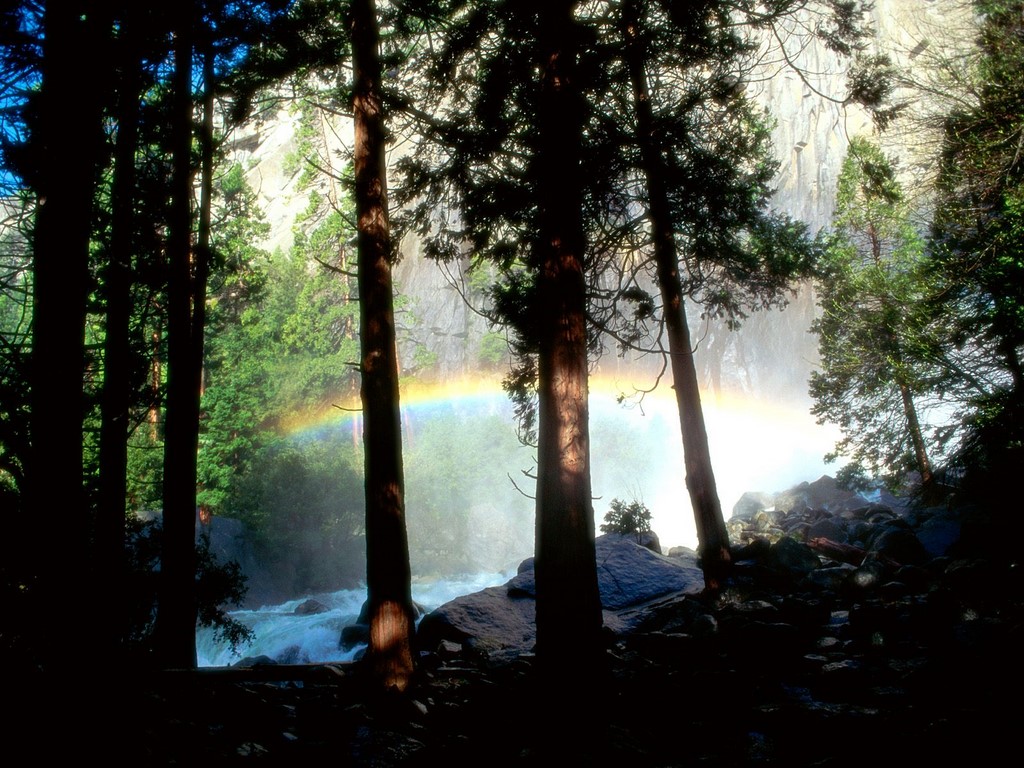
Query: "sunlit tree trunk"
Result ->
[[533, 0, 604, 674], [622, 0, 730, 590], [351, 0, 416, 693], [156, 2, 199, 670], [889, 329, 932, 488], [899, 381, 933, 486]]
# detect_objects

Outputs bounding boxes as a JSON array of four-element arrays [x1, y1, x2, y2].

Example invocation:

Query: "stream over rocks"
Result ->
[[131, 475, 1022, 765]]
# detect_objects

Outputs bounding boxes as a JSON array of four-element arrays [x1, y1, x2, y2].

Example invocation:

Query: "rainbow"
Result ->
[[278, 375, 514, 444], [272, 373, 840, 551], [279, 372, 818, 440]]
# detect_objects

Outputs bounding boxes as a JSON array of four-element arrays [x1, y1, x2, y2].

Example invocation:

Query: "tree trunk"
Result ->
[[351, 0, 415, 694], [97, 10, 142, 660], [149, 326, 162, 440], [29, 0, 104, 668], [899, 381, 933, 486], [195, 51, 215, 394], [533, 0, 604, 674], [622, 1, 731, 590], [156, 3, 199, 670]]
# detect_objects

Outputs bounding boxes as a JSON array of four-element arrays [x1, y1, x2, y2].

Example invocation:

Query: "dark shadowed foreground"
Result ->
[[14, 490, 1022, 766]]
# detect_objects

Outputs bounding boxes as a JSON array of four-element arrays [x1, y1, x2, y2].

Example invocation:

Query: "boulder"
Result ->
[[505, 535, 704, 610], [867, 524, 931, 566], [294, 599, 329, 615], [914, 509, 963, 558], [602, 530, 662, 554], [765, 536, 821, 580], [416, 534, 704, 659], [416, 584, 536, 660], [805, 515, 850, 545], [772, 475, 864, 515], [731, 491, 775, 520], [340, 624, 369, 651]]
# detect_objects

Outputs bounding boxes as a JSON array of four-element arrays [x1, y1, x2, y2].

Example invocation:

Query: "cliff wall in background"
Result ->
[[224, 0, 971, 404]]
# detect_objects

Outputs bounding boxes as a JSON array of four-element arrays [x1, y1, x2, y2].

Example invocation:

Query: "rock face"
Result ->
[[224, 0, 970, 399]]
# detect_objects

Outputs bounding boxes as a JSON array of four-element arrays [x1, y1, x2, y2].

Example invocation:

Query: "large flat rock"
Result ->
[[416, 535, 705, 659]]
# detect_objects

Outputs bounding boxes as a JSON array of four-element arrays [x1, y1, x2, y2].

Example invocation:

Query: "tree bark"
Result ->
[[899, 381, 933, 486], [29, 0, 105, 668], [156, 2, 199, 670], [351, 0, 416, 694], [622, 0, 731, 591], [97, 8, 142, 660], [195, 50, 215, 390], [533, 0, 604, 674]]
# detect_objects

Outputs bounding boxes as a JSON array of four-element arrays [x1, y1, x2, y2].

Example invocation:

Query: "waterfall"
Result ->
[[206, 0, 972, 666], [225, 0, 965, 402]]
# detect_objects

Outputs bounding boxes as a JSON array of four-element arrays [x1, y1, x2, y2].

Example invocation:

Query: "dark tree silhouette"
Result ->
[[619, 0, 731, 589], [156, 0, 201, 670], [97, 3, 145, 662], [28, 0, 108, 668]]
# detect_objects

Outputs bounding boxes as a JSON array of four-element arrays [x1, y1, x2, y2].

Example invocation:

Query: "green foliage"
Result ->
[[122, 517, 253, 661], [410, 343, 438, 372], [845, 53, 904, 130], [126, 428, 165, 511], [404, 411, 533, 577], [833, 461, 876, 493], [926, 0, 1024, 505], [0, 202, 32, 495], [281, 101, 323, 187], [477, 331, 509, 367], [393, 1, 821, 395], [232, 439, 366, 594], [600, 498, 653, 541], [502, 355, 539, 447], [810, 137, 941, 491], [195, 531, 254, 652], [199, 187, 361, 517], [209, 163, 272, 293]]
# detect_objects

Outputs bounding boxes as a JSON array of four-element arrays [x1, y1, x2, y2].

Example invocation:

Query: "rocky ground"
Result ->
[[36, 478, 1024, 766]]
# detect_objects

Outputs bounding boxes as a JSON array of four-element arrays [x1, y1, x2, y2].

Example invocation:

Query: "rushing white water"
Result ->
[[197, 388, 841, 669], [196, 569, 515, 668]]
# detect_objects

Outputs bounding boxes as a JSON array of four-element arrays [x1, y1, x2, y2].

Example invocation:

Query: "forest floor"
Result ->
[[23, 563, 1020, 768]]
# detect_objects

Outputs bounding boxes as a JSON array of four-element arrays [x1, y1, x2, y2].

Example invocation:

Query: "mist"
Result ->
[[390, 374, 841, 566]]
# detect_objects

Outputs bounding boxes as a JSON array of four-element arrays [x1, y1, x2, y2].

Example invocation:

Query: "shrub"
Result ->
[[600, 498, 652, 542]]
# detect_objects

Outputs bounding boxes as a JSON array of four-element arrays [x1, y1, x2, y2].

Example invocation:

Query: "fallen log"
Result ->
[[808, 537, 903, 569], [808, 536, 868, 565]]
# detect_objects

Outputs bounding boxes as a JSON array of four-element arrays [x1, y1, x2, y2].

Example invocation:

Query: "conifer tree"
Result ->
[[928, 0, 1024, 509], [97, 2, 147, 663], [154, 0, 299, 669], [396, 0, 607, 676], [810, 136, 939, 493], [156, 0, 202, 669], [397, 0, 875, 594], [351, 0, 417, 693], [26, 0, 109, 669], [530, 0, 605, 675], [608, 0, 817, 588]]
